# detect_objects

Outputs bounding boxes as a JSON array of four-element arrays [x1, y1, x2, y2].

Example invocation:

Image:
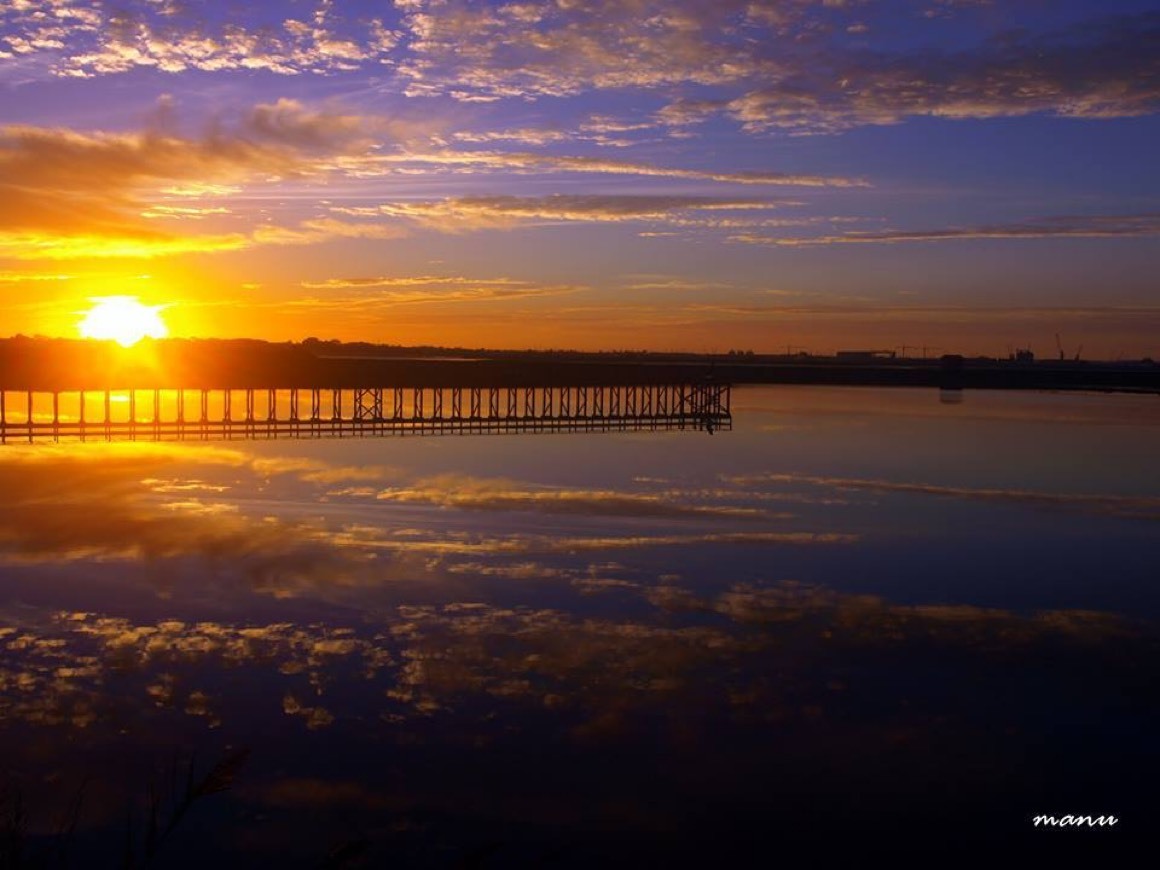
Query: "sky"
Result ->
[[0, 0, 1158, 357]]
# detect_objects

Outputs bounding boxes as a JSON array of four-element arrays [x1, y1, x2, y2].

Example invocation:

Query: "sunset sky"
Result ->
[[1, 0, 1157, 356]]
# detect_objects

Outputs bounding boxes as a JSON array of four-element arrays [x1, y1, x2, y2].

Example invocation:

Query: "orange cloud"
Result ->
[[363, 195, 795, 232], [0, 101, 385, 259]]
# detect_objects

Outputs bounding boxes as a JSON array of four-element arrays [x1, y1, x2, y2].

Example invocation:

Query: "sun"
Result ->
[[79, 296, 169, 347]]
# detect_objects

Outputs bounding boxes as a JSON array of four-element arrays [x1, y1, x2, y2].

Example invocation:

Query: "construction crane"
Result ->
[[1055, 333, 1065, 361]]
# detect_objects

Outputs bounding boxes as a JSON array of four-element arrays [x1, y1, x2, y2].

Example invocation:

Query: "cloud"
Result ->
[[0, 1, 400, 78], [364, 195, 793, 232], [718, 12, 1160, 133], [4, 2, 1156, 141], [299, 275, 527, 290], [140, 205, 232, 220], [451, 128, 571, 146], [0, 448, 842, 604], [356, 530, 858, 558], [361, 150, 866, 187], [0, 271, 71, 283], [286, 275, 574, 310], [450, 116, 658, 149], [0, 104, 858, 261], [0, 611, 397, 730], [729, 214, 1160, 246], [0, 444, 395, 585], [388, 2, 1160, 135], [332, 581, 1149, 736], [647, 580, 1141, 648], [2, 576, 1151, 805], [0, 102, 390, 258], [0, 219, 408, 261], [0, 229, 251, 260], [0, 100, 363, 198], [250, 218, 408, 247], [655, 98, 728, 128], [401, 2, 1160, 133], [621, 278, 734, 293], [236, 98, 377, 153], [396, 0, 772, 100], [373, 473, 770, 519], [725, 472, 1160, 521]]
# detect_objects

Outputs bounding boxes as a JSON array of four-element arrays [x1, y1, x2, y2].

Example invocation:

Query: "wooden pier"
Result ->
[[0, 382, 732, 443]]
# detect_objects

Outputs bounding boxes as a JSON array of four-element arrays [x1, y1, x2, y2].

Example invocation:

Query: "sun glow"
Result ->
[[79, 296, 169, 346]]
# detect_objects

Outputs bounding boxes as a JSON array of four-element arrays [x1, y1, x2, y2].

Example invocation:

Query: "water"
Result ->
[[1, 386, 1157, 865]]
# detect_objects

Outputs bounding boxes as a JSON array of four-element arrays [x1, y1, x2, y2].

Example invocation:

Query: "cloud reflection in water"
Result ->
[[1, 390, 1157, 863]]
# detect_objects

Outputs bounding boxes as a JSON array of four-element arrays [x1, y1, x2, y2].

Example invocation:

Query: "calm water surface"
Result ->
[[1, 387, 1157, 865]]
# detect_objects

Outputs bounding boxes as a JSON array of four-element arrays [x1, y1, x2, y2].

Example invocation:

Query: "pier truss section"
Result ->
[[0, 383, 731, 443]]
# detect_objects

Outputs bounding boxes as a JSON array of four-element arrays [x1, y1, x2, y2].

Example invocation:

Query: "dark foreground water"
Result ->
[[1, 387, 1157, 866]]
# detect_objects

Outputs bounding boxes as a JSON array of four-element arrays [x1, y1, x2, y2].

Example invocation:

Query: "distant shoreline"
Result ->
[[1, 337, 1157, 394]]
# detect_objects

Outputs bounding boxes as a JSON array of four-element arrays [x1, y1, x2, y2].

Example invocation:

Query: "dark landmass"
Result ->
[[0, 336, 1157, 393]]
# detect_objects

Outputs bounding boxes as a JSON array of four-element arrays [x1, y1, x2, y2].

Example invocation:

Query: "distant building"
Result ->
[[835, 349, 896, 361]]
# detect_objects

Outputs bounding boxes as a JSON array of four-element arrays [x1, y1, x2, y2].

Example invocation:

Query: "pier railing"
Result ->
[[0, 382, 731, 443]]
